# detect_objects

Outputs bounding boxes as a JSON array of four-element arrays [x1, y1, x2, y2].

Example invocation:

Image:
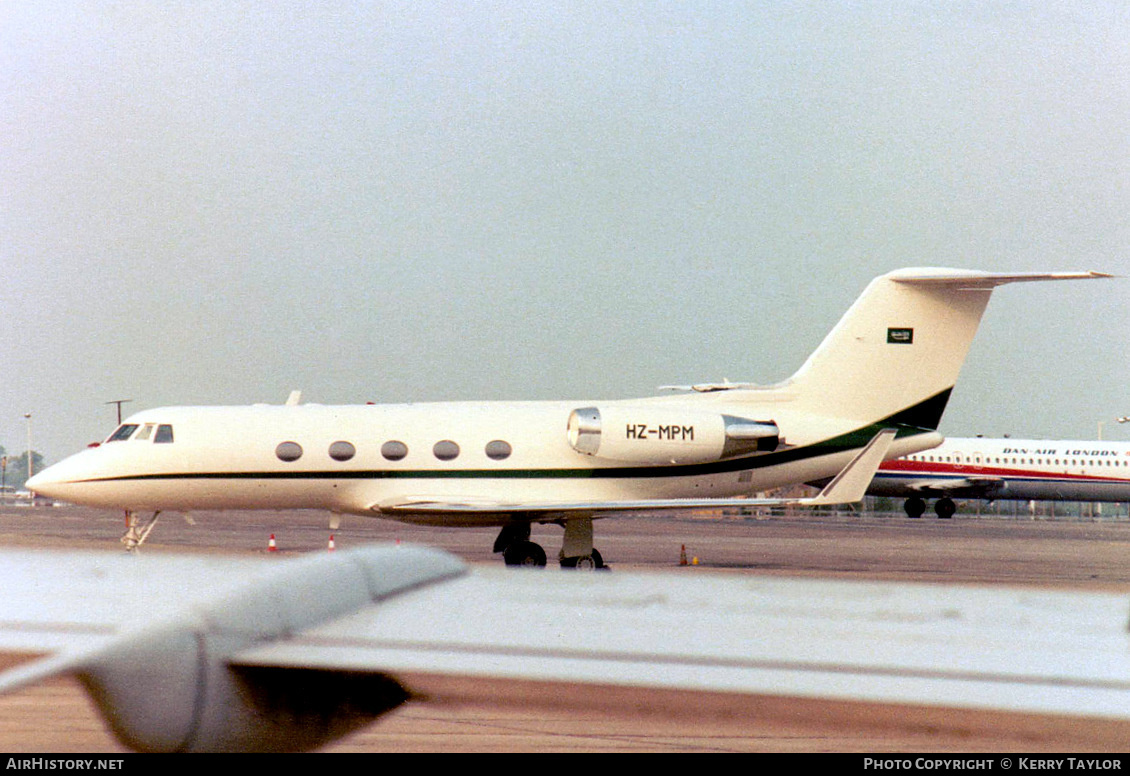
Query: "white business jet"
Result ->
[[27, 268, 1108, 565]]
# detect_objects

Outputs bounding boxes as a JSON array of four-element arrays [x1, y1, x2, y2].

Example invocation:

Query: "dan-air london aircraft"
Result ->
[[27, 268, 1109, 565], [870, 436, 1130, 518]]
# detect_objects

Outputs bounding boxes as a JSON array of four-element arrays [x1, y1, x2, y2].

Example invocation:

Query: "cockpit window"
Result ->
[[154, 424, 174, 443], [107, 424, 139, 442], [135, 424, 154, 441]]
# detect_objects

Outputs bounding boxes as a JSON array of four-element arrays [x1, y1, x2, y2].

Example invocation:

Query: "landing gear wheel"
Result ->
[[904, 497, 926, 519], [503, 540, 547, 567], [935, 497, 956, 519], [561, 548, 605, 570]]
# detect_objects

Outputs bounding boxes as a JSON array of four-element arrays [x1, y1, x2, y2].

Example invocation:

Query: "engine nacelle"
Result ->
[[567, 406, 778, 464]]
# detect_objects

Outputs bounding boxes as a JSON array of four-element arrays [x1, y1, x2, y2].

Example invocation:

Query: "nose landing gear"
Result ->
[[122, 510, 161, 552]]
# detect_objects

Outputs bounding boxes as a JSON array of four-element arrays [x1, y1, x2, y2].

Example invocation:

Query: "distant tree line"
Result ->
[[0, 446, 46, 491]]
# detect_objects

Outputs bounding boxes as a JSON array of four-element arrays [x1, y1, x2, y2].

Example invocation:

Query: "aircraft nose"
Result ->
[[25, 467, 60, 496], [25, 456, 89, 501]]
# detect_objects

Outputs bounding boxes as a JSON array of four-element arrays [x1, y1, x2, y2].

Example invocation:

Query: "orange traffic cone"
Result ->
[[268, 534, 278, 552], [679, 544, 688, 566], [328, 534, 335, 551]]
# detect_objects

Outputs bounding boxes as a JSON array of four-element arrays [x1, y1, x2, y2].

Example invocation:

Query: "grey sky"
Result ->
[[3, 2, 1128, 464]]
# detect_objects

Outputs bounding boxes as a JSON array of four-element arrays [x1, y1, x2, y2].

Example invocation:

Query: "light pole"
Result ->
[[23, 413, 32, 485]]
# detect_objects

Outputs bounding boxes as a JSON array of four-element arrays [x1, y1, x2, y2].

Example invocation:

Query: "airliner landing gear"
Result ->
[[494, 523, 547, 567], [934, 497, 956, 519], [902, 496, 955, 519], [904, 497, 926, 518], [122, 510, 161, 552]]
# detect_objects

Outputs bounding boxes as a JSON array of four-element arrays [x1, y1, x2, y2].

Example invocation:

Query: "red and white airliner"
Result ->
[[869, 437, 1130, 518]]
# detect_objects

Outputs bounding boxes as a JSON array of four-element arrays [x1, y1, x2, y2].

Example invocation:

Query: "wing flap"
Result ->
[[904, 476, 1004, 495]]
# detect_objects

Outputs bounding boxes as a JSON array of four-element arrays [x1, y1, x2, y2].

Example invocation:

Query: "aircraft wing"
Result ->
[[0, 543, 1129, 751], [374, 429, 897, 518], [902, 475, 1005, 497]]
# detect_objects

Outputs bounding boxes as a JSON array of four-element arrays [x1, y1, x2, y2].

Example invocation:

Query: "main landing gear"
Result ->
[[903, 497, 955, 519], [494, 518, 607, 570]]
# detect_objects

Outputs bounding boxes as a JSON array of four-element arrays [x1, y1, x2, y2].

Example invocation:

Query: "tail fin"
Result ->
[[785, 268, 1110, 429]]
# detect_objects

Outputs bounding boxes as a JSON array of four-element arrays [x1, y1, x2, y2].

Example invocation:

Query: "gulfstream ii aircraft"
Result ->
[[27, 268, 1108, 566]]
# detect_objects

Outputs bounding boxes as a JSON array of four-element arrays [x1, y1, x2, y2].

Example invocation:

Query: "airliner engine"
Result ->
[[567, 406, 779, 465]]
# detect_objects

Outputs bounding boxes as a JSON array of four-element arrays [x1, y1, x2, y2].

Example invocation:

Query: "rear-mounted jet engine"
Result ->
[[566, 406, 779, 465]]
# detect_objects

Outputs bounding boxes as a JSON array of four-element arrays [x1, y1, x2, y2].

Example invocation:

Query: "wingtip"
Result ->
[[803, 429, 898, 506]]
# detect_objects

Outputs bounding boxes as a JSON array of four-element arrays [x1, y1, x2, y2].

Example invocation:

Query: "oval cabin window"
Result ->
[[329, 441, 356, 461], [276, 441, 303, 462], [485, 440, 512, 460], [433, 440, 460, 461], [381, 441, 408, 461]]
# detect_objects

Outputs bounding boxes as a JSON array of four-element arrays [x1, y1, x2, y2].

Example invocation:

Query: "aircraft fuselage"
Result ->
[[34, 396, 939, 525]]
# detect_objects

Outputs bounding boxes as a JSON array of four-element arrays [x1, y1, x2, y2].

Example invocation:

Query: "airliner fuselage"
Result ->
[[871, 436, 1130, 517]]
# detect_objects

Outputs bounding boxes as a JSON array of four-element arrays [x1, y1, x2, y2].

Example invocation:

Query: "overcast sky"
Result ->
[[3, 2, 1128, 464]]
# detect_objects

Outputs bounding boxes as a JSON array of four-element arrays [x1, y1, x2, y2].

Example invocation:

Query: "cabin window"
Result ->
[[107, 424, 139, 442], [433, 440, 460, 461], [154, 424, 174, 444], [485, 440, 512, 460], [276, 441, 303, 462], [329, 441, 356, 462], [381, 441, 408, 461]]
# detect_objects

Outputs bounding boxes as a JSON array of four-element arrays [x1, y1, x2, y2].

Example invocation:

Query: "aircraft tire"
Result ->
[[503, 540, 547, 567], [935, 498, 956, 519], [561, 548, 606, 570], [904, 497, 926, 519]]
